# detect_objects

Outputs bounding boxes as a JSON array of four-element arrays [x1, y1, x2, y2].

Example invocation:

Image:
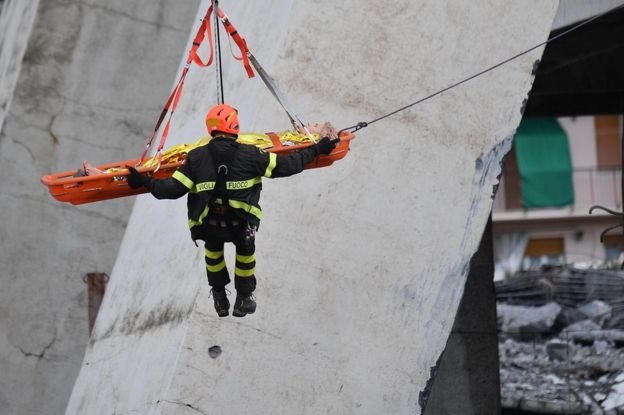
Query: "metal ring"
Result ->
[[82, 273, 110, 284]]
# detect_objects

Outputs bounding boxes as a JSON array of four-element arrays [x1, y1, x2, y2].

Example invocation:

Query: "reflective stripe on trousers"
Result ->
[[204, 240, 256, 295], [205, 246, 230, 288]]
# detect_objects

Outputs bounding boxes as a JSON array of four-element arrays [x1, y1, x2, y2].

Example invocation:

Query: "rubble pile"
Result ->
[[500, 338, 624, 414], [496, 268, 624, 414], [496, 267, 624, 312]]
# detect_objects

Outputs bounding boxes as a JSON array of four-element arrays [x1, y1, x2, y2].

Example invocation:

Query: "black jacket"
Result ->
[[147, 137, 319, 241]]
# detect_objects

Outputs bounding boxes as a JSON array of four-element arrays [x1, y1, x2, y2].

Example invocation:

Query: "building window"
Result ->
[[522, 237, 565, 270], [595, 115, 621, 169]]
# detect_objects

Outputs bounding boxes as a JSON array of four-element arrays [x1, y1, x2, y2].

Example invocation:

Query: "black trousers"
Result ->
[[202, 214, 256, 295]]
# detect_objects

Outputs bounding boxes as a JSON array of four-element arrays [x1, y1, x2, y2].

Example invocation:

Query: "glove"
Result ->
[[126, 166, 151, 189], [315, 137, 339, 156]]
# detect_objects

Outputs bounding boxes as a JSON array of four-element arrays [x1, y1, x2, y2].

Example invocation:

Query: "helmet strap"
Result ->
[[212, 131, 238, 139]]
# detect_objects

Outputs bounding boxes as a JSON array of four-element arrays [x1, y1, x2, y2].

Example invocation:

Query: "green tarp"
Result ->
[[514, 118, 575, 208]]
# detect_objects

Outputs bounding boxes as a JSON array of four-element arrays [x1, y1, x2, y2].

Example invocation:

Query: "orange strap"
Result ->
[[140, 6, 255, 162], [187, 6, 254, 77], [187, 8, 215, 67], [267, 133, 283, 150], [216, 9, 254, 78], [140, 67, 189, 162]]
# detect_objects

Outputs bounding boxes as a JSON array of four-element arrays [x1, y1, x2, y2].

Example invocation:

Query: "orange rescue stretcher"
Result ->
[[40, 131, 355, 205]]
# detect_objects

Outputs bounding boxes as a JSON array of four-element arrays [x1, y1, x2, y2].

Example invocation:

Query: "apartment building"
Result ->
[[493, 115, 623, 278]]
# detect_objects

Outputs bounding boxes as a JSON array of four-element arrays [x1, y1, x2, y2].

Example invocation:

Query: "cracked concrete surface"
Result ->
[[18, 328, 57, 360], [65, 1, 559, 414], [0, 0, 199, 414], [157, 400, 210, 415], [54, 0, 186, 34]]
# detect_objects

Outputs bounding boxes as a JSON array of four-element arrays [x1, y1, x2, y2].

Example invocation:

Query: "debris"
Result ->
[[602, 380, 624, 411], [545, 339, 567, 362], [496, 267, 624, 317], [499, 338, 624, 413], [563, 319, 602, 334], [497, 302, 561, 336], [566, 329, 624, 346], [497, 267, 624, 413], [578, 300, 612, 326]]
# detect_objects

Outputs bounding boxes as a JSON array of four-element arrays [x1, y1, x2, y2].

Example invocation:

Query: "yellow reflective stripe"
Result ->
[[205, 249, 224, 259], [189, 206, 209, 229], [228, 200, 262, 220], [226, 177, 261, 190], [236, 254, 255, 264], [207, 260, 226, 273], [172, 171, 195, 190], [235, 267, 255, 277], [264, 153, 277, 178], [195, 182, 215, 192]]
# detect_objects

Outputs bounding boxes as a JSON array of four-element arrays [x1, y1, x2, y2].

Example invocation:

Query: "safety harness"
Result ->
[[206, 138, 257, 244], [207, 139, 240, 214]]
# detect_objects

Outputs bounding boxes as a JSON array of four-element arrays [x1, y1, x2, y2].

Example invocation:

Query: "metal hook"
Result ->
[[599, 223, 624, 243], [589, 204, 624, 217], [153, 151, 163, 173]]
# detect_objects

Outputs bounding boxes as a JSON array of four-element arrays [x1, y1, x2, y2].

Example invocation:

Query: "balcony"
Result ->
[[493, 167, 622, 222]]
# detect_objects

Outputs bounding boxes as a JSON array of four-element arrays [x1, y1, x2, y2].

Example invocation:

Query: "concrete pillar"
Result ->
[[63, 2, 557, 414], [424, 218, 501, 414], [0, 1, 198, 414]]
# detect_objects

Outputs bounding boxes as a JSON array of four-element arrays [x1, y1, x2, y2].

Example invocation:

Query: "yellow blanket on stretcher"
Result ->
[[140, 130, 317, 168]]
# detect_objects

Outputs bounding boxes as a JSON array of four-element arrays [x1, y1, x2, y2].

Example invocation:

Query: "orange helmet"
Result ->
[[205, 104, 240, 136]]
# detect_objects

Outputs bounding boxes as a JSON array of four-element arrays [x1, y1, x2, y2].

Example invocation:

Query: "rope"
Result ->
[[341, 3, 624, 133], [213, 0, 225, 104]]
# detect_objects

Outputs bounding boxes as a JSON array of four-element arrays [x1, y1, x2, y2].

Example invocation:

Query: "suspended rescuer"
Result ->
[[126, 104, 338, 317]]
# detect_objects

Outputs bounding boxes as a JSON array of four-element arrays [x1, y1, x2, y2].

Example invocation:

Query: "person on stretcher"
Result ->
[[74, 122, 338, 177]]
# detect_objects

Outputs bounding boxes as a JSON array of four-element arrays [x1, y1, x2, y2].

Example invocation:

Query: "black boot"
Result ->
[[232, 293, 256, 317], [211, 289, 229, 317]]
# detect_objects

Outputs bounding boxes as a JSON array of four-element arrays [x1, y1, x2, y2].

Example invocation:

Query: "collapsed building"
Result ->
[[497, 268, 624, 413]]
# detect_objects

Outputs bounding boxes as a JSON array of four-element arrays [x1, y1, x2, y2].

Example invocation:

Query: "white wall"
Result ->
[[0, 0, 39, 133], [559, 116, 597, 170], [65, 1, 559, 414], [564, 223, 611, 265], [0, 1, 199, 414]]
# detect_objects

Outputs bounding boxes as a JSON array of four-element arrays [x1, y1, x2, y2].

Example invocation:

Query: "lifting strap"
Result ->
[[140, 5, 255, 164], [139, 4, 316, 164], [247, 53, 314, 141]]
